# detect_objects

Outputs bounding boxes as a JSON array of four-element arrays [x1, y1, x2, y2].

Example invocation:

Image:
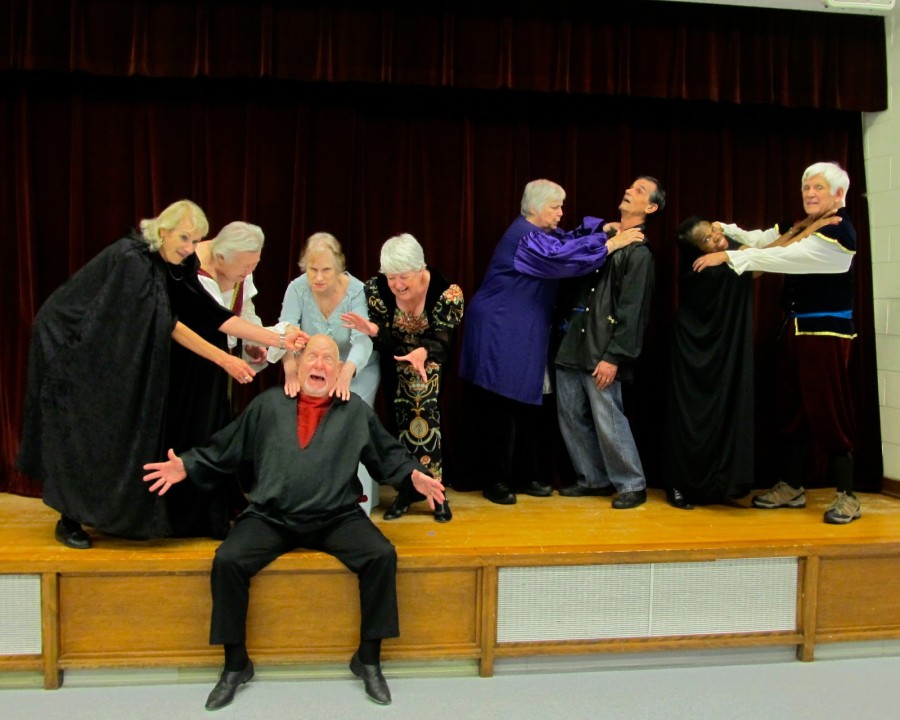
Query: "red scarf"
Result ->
[[297, 394, 332, 448]]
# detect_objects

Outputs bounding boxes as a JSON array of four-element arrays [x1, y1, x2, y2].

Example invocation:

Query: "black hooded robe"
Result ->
[[661, 243, 755, 504], [16, 233, 231, 538]]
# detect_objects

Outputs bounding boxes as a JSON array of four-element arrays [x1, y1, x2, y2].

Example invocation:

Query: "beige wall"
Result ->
[[864, 9, 900, 481]]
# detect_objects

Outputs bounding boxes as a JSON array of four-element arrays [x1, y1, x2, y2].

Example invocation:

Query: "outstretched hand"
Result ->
[[395, 347, 429, 382], [341, 312, 377, 337], [410, 470, 445, 509], [143, 449, 187, 496]]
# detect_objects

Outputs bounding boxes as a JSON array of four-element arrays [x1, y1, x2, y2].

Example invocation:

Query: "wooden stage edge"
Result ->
[[2, 487, 900, 689]]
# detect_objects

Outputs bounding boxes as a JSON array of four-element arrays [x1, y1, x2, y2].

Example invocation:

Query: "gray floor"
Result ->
[[5, 650, 900, 720]]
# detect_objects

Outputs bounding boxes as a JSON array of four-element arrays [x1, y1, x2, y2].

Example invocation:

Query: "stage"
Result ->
[[1, 487, 899, 689]]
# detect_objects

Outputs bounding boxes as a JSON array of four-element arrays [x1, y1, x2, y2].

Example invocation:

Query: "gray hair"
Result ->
[[379, 233, 426, 274], [211, 221, 265, 261], [299, 232, 346, 272], [139, 199, 209, 252], [802, 162, 850, 207], [520, 179, 566, 218]]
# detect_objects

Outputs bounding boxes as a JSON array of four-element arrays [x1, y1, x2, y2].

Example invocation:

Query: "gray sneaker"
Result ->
[[823, 491, 861, 525], [751, 482, 806, 509]]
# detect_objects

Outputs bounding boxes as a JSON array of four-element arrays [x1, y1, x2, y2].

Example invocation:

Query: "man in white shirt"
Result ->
[[695, 162, 860, 524]]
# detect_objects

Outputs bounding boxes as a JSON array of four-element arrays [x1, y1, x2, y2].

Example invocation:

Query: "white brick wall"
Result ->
[[864, 10, 900, 480]]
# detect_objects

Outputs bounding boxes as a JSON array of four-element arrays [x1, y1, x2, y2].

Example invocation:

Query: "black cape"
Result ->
[[164, 284, 235, 539], [17, 234, 231, 538], [661, 242, 754, 504]]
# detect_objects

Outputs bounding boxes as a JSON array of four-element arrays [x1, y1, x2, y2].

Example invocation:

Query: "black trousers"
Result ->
[[463, 381, 543, 489], [209, 510, 399, 645]]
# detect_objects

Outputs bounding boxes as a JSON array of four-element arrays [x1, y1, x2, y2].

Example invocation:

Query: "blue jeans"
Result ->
[[555, 367, 646, 493]]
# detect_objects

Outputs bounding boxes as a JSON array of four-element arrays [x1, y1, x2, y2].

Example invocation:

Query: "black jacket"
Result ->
[[554, 239, 654, 384]]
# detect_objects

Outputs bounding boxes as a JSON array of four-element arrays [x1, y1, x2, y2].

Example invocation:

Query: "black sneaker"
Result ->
[[518, 481, 552, 497], [559, 484, 615, 497]]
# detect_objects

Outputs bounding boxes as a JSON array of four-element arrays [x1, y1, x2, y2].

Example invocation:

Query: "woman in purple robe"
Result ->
[[457, 179, 642, 505]]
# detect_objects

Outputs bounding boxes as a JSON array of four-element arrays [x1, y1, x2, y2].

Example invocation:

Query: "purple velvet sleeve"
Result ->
[[513, 216, 610, 279]]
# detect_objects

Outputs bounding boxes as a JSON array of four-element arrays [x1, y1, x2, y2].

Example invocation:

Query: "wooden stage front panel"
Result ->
[[2, 488, 900, 688]]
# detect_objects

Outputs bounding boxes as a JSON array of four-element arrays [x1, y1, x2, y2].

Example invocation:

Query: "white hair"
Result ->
[[520, 179, 565, 218], [802, 162, 850, 207], [211, 221, 265, 261], [379, 233, 426, 274]]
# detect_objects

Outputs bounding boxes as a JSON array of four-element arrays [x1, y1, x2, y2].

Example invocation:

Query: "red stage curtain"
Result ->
[[0, 1, 886, 497], [1, 1, 886, 110]]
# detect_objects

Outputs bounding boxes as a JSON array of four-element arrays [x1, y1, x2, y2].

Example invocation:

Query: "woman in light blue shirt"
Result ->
[[276, 233, 380, 404], [272, 232, 381, 512]]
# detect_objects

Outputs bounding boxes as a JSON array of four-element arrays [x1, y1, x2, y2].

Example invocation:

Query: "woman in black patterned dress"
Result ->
[[342, 233, 463, 522]]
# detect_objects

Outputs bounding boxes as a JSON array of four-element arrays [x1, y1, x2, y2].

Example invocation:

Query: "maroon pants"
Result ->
[[776, 324, 856, 455]]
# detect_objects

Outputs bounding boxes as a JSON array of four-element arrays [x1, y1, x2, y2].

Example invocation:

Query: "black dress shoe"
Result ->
[[383, 495, 410, 520], [55, 519, 92, 549], [559, 484, 615, 497], [667, 488, 694, 510], [483, 483, 516, 505], [205, 660, 254, 710], [612, 489, 647, 509], [350, 652, 391, 705], [518, 481, 552, 497], [433, 500, 453, 523]]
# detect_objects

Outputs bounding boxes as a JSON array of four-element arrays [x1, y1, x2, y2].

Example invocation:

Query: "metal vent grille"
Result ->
[[497, 558, 797, 643], [0, 574, 42, 654]]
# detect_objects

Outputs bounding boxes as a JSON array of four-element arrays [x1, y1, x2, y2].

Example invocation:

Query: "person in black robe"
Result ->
[[661, 216, 755, 508], [16, 200, 305, 548]]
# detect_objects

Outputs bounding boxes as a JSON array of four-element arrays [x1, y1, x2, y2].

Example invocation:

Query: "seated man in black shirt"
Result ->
[[143, 334, 445, 709]]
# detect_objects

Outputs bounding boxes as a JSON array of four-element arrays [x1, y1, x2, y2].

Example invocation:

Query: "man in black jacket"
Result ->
[[554, 176, 664, 509], [143, 334, 445, 709]]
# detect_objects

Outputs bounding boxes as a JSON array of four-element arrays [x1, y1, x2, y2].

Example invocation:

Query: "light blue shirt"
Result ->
[[278, 272, 380, 407]]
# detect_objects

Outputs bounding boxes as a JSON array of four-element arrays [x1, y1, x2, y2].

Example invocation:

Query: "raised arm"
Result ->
[[172, 321, 256, 383], [219, 315, 308, 352]]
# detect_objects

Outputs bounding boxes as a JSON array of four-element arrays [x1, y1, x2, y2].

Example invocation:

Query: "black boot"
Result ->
[[55, 515, 91, 549], [383, 486, 410, 520], [433, 499, 452, 523], [383, 479, 425, 520], [483, 482, 516, 505]]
